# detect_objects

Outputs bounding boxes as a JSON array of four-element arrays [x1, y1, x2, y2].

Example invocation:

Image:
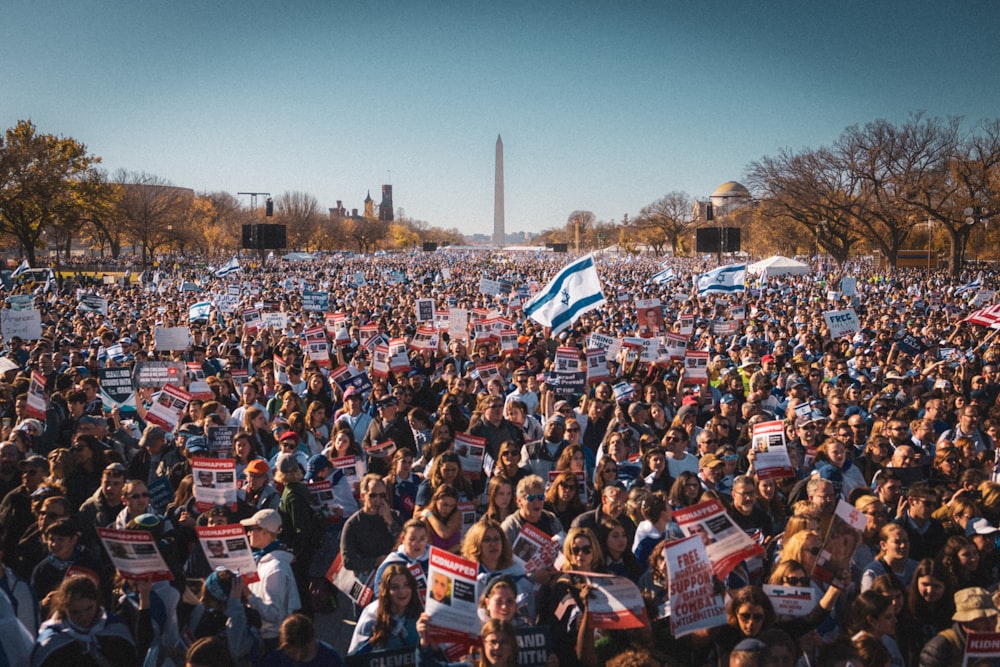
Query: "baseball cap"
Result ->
[[240, 509, 283, 535], [245, 459, 270, 476], [965, 517, 1000, 538]]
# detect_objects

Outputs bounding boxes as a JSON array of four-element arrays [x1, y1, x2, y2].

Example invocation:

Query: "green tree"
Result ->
[[0, 120, 97, 265]]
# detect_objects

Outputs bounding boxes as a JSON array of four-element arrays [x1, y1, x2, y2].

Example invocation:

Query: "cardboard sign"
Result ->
[[196, 524, 259, 583]]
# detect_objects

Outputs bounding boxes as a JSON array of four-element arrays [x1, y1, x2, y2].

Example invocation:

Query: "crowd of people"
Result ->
[[1, 248, 1000, 667]]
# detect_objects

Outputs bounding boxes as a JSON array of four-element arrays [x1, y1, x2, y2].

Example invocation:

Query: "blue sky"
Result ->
[[3, 1, 999, 236]]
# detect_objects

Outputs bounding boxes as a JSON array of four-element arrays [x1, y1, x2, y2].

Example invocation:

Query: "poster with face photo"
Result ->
[[416, 298, 436, 323], [196, 524, 259, 583], [636, 298, 664, 338], [98, 527, 173, 582], [191, 457, 238, 512]]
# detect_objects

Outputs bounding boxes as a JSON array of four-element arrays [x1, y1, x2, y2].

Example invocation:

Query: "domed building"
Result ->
[[710, 181, 752, 215]]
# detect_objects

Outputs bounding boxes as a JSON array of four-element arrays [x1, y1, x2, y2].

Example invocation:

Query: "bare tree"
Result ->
[[634, 191, 695, 255], [115, 170, 193, 268], [275, 191, 323, 250]]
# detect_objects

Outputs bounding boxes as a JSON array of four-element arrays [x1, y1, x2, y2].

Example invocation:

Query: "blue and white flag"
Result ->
[[696, 264, 746, 295], [649, 267, 675, 285], [954, 272, 983, 296], [189, 301, 212, 322], [523, 254, 606, 335], [10, 260, 30, 278], [214, 256, 241, 279]]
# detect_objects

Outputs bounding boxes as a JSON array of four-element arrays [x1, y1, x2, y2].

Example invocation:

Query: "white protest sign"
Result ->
[[155, 327, 191, 351], [823, 308, 860, 339]]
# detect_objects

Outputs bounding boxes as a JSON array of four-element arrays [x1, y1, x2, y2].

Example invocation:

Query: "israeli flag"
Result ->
[[10, 260, 30, 278], [696, 264, 746, 295], [649, 267, 675, 285], [954, 272, 983, 296], [523, 254, 606, 334], [189, 301, 212, 322], [214, 256, 241, 278]]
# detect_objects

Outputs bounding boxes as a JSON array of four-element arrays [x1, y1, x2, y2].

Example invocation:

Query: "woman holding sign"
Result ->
[[347, 563, 422, 655]]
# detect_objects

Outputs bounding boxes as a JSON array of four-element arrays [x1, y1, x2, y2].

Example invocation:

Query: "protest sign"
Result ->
[[410, 325, 439, 351], [585, 348, 609, 383], [145, 384, 192, 431], [242, 308, 262, 331], [79, 293, 109, 314], [335, 372, 373, 397], [207, 425, 239, 457], [195, 524, 259, 583], [963, 633, 1000, 666], [683, 351, 709, 385], [331, 456, 366, 490], [98, 527, 174, 582], [98, 367, 137, 413], [510, 522, 561, 575], [132, 361, 186, 389], [261, 311, 288, 330], [365, 440, 397, 462], [812, 499, 866, 588], [636, 298, 663, 337], [1, 307, 42, 340], [415, 298, 435, 323], [302, 289, 329, 312], [559, 572, 648, 630], [448, 308, 469, 342], [307, 479, 344, 523], [763, 584, 816, 617], [345, 647, 417, 667], [664, 536, 727, 637], [664, 333, 688, 361], [750, 421, 795, 480], [823, 308, 860, 338], [673, 498, 766, 579], [513, 626, 552, 667], [454, 433, 486, 480], [146, 476, 174, 514], [25, 370, 47, 419], [479, 278, 502, 296], [191, 458, 238, 512], [424, 548, 480, 643], [325, 552, 376, 608]]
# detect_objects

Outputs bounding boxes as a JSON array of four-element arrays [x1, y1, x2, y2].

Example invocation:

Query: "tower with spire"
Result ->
[[363, 191, 375, 220]]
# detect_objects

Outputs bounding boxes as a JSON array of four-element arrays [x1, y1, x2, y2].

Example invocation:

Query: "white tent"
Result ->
[[282, 252, 315, 261], [747, 255, 809, 276]]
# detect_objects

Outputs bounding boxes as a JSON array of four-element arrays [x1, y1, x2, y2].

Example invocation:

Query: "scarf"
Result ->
[[252, 540, 287, 563]]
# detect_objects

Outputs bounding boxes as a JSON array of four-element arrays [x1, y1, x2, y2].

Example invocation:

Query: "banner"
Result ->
[[664, 536, 727, 637], [673, 498, 766, 579], [302, 290, 329, 312], [515, 626, 553, 667], [98, 527, 174, 582], [424, 547, 480, 643], [195, 524, 259, 583]]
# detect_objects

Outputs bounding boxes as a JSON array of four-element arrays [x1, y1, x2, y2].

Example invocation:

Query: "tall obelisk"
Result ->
[[493, 134, 504, 246]]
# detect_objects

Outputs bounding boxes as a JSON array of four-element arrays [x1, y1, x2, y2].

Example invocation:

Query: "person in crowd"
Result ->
[[919, 587, 999, 667], [268, 613, 344, 667], [240, 508, 300, 652], [31, 574, 153, 667], [341, 474, 403, 584], [347, 563, 421, 655]]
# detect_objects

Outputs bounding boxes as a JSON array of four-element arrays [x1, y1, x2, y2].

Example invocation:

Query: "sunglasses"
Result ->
[[784, 576, 810, 587], [129, 492, 150, 499], [566, 427, 580, 433], [523, 493, 545, 502], [571, 545, 593, 555], [368, 492, 388, 499], [738, 613, 765, 623]]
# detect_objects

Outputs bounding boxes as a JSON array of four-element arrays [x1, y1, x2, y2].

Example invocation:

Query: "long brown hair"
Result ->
[[477, 619, 518, 667], [370, 563, 422, 647]]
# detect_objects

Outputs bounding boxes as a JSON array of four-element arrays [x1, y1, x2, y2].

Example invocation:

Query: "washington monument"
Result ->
[[493, 134, 504, 246]]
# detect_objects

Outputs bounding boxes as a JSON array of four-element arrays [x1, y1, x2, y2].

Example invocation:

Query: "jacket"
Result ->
[[247, 546, 301, 640], [919, 622, 965, 667]]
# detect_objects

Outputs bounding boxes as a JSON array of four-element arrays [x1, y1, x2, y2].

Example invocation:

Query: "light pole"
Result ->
[[965, 207, 990, 264]]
